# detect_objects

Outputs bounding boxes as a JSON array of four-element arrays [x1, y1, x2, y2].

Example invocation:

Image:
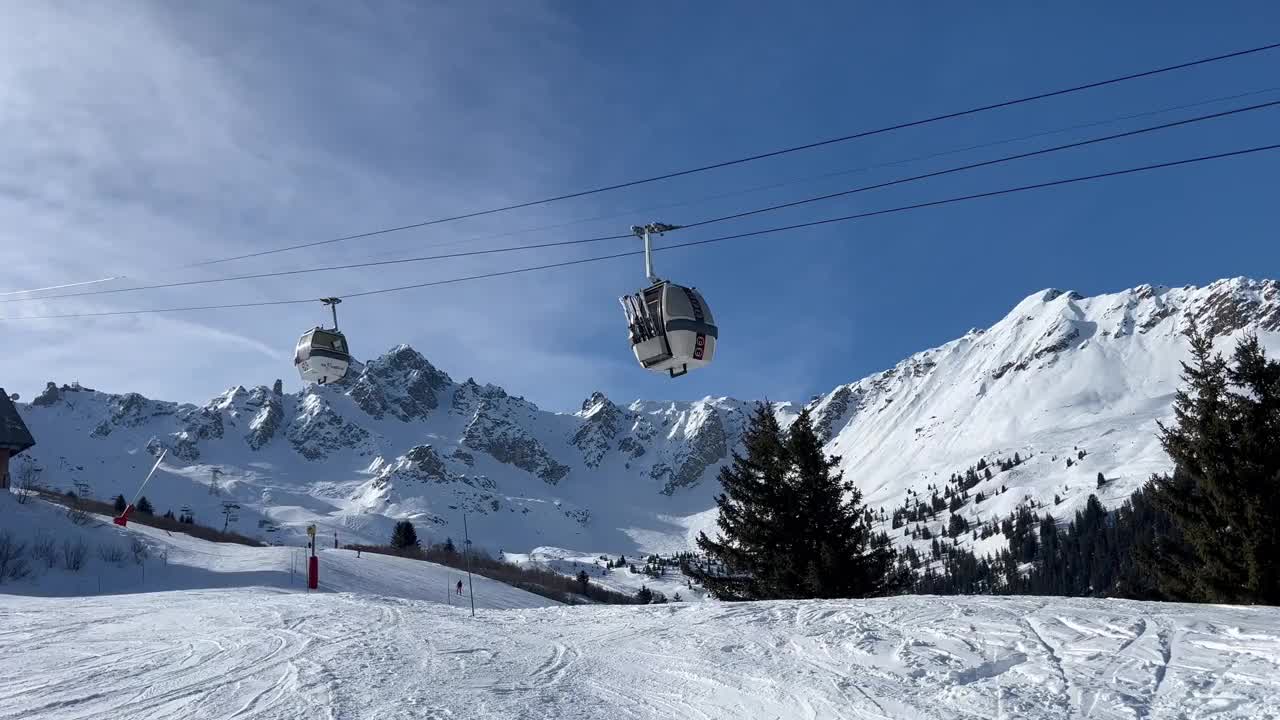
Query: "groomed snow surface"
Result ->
[[5, 497, 1280, 718], [4, 589, 1279, 719]]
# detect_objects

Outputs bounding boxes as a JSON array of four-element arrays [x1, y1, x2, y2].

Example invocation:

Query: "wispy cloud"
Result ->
[[0, 1, 634, 407]]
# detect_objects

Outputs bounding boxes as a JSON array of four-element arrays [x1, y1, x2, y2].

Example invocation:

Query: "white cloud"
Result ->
[[0, 1, 640, 409]]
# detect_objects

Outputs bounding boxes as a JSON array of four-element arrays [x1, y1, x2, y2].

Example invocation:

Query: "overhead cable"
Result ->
[[7, 98, 1277, 305], [5, 141, 1276, 322], [6, 50, 1277, 297]]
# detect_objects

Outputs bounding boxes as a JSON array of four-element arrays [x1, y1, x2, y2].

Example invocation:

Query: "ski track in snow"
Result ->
[[2, 592, 1279, 719]]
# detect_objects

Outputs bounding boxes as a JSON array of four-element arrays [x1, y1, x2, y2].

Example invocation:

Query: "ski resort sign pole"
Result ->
[[113, 449, 167, 527], [306, 524, 319, 590]]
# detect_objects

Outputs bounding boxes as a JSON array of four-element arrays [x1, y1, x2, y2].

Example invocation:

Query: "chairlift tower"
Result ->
[[220, 501, 242, 533]]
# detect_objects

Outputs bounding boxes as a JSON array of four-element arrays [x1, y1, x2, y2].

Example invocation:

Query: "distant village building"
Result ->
[[0, 388, 36, 490]]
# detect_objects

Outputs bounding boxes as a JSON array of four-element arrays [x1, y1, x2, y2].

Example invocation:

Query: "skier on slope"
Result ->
[[456, 580, 464, 596]]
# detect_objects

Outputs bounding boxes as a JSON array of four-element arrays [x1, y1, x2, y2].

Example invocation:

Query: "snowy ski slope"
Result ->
[[2, 590, 1278, 719], [0, 492, 556, 609]]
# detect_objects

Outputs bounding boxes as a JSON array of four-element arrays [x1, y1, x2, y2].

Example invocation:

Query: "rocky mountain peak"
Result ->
[[209, 385, 249, 411], [1186, 277, 1280, 336], [578, 391, 616, 416], [31, 382, 62, 407], [348, 344, 453, 422], [375, 344, 451, 379], [288, 389, 372, 460], [571, 392, 634, 467]]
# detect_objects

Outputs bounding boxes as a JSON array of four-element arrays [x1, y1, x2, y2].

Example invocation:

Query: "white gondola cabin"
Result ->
[[295, 297, 351, 384], [619, 223, 717, 378]]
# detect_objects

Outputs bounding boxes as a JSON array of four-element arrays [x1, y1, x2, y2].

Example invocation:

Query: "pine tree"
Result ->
[[576, 570, 590, 594], [390, 520, 419, 550], [113, 494, 127, 513], [691, 405, 897, 600], [788, 409, 895, 599], [443, 537, 456, 553], [1146, 325, 1280, 604], [635, 585, 653, 604], [136, 496, 154, 515], [691, 403, 792, 600], [1225, 334, 1280, 602], [1096, 472, 1106, 488], [163, 509, 176, 520]]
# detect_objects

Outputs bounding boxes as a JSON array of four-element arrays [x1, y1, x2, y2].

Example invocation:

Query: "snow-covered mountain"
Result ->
[[811, 276, 1280, 558], [16, 343, 763, 555], [13, 277, 1280, 556]]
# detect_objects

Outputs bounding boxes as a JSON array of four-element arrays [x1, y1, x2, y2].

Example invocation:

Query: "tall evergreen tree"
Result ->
[[136, 496, 154, 515], [1225, 335, 1280, 602], [1147, 326, 1280, 604], [390, 520, 419, 550], [113, 494, 127, 513], [788, 409, 896, 598], [692, 405, 896, 600], [691, 403, 792, 600]]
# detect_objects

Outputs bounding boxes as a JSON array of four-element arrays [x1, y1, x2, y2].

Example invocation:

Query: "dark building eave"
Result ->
[[0, 387, 36, 455]]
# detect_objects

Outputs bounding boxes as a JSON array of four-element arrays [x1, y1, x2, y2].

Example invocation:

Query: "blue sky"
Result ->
[[1, 1, 1278, 411]]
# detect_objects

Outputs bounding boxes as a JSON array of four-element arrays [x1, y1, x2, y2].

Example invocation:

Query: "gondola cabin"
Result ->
[[620, 281, 717, 378], [294, 328, 350, 384]]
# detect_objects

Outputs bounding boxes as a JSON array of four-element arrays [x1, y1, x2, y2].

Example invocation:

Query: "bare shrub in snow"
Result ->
[[0, 532, 30, 582], [130, 537, 149, 565], [97, 543, 126, 565], [12, 459, 42, 505], [66, 501, 91, 525], [62, 539, 87, 571], [31, 533, 58, 569]]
